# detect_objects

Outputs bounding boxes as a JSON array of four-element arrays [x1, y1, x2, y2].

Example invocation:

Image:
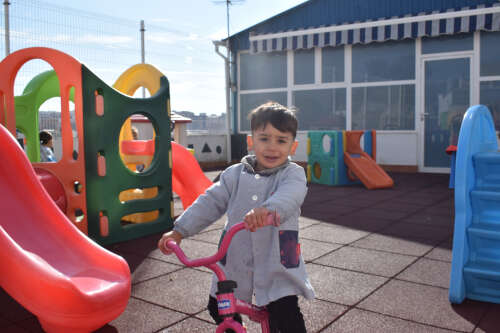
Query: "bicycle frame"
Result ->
[[166, 222, 274, 333]]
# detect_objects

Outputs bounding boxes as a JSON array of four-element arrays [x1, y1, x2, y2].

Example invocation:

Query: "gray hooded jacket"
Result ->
[[173, 155, 315, 306]]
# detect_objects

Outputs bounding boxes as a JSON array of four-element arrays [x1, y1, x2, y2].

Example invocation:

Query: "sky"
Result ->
[[28, 0, 308, 115]]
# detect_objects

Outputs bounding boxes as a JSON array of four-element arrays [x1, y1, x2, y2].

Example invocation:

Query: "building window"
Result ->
[[480, 31, 500, 77], [322, 46, 344, 83], [480, 81, 500, 131], [422, 33, 473, 54], [292, 88, 346, 130], [352, 40, 415, 82], [294, 49, 314, 85], [239, 92, 287, 131], [240, 52, 287, 90], [352, 85, 415, 130]]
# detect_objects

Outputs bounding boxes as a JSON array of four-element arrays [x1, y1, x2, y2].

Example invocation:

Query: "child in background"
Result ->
[[158, 101, 314, 332], [39, 130, 55, 162]]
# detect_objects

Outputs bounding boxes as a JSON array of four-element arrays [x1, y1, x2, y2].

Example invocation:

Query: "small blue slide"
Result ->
[[449, 105, 500, 304]]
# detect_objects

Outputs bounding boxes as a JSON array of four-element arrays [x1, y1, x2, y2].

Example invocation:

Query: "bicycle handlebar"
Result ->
[[165, 212, 280, 268]]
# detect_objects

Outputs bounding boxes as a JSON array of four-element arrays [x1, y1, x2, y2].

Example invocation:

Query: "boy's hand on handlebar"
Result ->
[[244, 207, 280, 232], [158, 230, 183, 255]]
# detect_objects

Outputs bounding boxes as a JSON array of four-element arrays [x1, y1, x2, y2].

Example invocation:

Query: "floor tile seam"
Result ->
[[305, 242, 352, 263], [352, 230, 447, 248], [391, 239, 454, 290], [154, 312, 216, 332], [348, 306, 465, 333], [145, 255, 187, 267], [316, 272, 399, 332], [349, 243, 435, 257], [397, 217, 455, 227], [375, 230, 453, 243], [129, 294, 195, 317], [130, 266, 211, 287], [300, 234, 350, 246], [307, 261, 398, 279], [310, 242, 419, 263], [392, 276, 450, 291], [472, 303, 496, 333], [130, 266, 187, 286]]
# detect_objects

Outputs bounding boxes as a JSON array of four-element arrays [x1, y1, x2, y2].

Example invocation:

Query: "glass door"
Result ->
[[422, 57, 471, 170]]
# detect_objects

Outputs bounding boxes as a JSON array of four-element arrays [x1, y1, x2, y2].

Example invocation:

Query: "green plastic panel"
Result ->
[[308, 131, 338, 185], [81, 65, 173, 245]]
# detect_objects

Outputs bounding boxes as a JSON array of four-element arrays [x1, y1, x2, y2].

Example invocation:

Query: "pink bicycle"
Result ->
[[164, 214, 279, 333]]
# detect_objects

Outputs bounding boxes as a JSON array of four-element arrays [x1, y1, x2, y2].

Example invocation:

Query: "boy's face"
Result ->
[[250, 123, 297, 171]]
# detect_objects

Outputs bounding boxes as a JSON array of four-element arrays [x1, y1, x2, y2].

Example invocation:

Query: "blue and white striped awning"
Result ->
[[249, 4, 500, 53]]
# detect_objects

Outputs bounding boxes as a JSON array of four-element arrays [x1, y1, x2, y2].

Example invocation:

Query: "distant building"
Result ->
[[224, 0, 500, 172], [175, 111, 227, 133]]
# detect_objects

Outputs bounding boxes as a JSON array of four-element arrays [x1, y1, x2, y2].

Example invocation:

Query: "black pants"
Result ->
[[208, 295, 307, 333]]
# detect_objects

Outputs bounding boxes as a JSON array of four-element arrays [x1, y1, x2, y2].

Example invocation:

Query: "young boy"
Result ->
[[158, 102, 314, 332]]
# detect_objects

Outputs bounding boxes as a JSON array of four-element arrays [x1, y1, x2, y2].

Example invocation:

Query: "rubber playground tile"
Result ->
[[388, 193, 449, 206], [326, 216, 396, 233], [314, 246, 416, 278], [107, 231, 165, 257], [1, 324, 31, 332], [302, 204, 359, 219], [352, 234, 437, 256], [379, 223, 453, 243], [306, 263, 387, 306], [349, 190, 401, 202], [189, 228, 224, 244], [298, 216, 322, 229], [0, 290, 33, 323], [300, 224, 370, 245], [98, 297, 186, 333], [127, 256, 182, 285], [399, 212, 454, 228], [364, 200, 424, 213], [131, 267, 213, 315], [473, 303, 500, 333], [157, 317, 216, 332], [299, 298, 348, 333], [319, 197, 382, 208], [322, 308, 453, 333], [300, 238, 342, 262], [396, 258, 451, 288], [148, 238, 219, 270], [425, 239, 453, 262], [357, 279, 488, 332], [421, 204, 456, 217], [341, 207, 413, 221]]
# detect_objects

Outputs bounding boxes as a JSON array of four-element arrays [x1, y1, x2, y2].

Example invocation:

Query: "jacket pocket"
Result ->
[[279, 230, 300, 269]]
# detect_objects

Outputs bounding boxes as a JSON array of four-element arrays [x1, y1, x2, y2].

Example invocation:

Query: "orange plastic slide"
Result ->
[[171, 141, 213, 209], [344, 151, 394, 189], [343, 130, 393, 190], [0, 124, 131, 333]]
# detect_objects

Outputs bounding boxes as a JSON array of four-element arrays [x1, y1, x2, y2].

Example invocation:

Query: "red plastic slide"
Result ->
[[0, 124, 130, 333], [171, 141, 213, 209]]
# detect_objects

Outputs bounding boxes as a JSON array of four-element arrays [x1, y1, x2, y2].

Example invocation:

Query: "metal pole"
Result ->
[[212, 40, 232, 164], [140, 20, 145, 98], [4, 0, 10, 56], [225, 40, 232, 164], [224, 0, 232, 164]]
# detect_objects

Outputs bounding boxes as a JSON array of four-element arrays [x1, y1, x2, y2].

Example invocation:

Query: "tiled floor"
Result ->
[[2, 172, 500, 332]]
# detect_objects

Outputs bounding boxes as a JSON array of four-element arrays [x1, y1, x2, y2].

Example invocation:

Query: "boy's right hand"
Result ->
[[158, 230, 183, 255]]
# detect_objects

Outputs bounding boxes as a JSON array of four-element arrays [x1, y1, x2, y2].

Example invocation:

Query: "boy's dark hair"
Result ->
[[248, 102, 298, 138], [39, 131, 52, 145]]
